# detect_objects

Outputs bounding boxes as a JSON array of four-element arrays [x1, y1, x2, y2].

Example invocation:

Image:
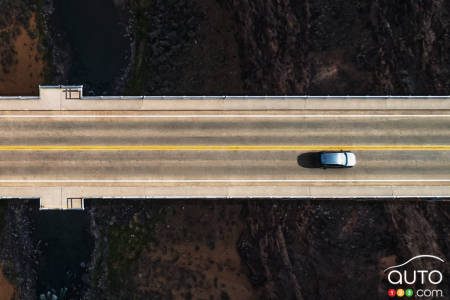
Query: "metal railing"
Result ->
[[81, 95, 450, 100], [2, 85, 450, 100], [0, 96, 40, 100], [39, 85, 83, 89]]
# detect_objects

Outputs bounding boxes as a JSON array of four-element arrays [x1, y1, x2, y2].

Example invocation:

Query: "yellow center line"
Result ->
[[0, 145, 449, 151]]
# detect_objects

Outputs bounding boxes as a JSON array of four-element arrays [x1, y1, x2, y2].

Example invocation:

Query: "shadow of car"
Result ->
[[297, 152, 322, 168]]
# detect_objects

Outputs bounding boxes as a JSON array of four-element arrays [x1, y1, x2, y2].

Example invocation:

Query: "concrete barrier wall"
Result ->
[[2, 186, 448, 209], [1, 85, 450, 110]]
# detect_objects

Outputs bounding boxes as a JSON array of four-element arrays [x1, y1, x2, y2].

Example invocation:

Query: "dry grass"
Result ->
[[0, 13, 44, 96]]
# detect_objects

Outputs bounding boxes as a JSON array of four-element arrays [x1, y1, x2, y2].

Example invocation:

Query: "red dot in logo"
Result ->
[[388, 289, 396, 297]]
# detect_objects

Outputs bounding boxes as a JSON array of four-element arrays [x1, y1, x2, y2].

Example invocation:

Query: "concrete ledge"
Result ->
[[56, 185, 450, 200], [1, 86, 450, 111], [1, 186, 448, 209]]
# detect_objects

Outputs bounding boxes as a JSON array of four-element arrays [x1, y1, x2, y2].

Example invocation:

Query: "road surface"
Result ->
[[0, 112, 448, 186]]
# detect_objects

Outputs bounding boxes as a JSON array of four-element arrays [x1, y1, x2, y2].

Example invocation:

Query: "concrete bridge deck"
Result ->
[[0, 86, 449, 209]]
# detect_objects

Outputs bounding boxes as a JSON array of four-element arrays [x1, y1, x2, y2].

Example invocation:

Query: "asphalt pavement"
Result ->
[[0, 113, 448, 184]]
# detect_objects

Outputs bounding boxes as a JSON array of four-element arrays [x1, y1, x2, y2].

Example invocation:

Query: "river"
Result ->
[[37, 211, 92, 299], [52, 0, 130, 94]]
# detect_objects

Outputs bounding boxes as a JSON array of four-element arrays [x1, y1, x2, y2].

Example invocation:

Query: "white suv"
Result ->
[[320, 151, 356, 168]]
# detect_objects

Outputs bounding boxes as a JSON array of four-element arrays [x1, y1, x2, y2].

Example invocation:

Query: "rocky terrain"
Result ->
[[239, 200, 449, 299], [0, 198, 447, 299], [0, 199, 39, 299], [223, 0, 450, 95], [81, 199, 449, 300], [85, 199, 255, 300], [122, 0, 450, 95], [2, 0, 449, 96]]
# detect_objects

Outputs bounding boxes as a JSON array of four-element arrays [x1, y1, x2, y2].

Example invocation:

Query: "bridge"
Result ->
[[0, 85, 449, 209]]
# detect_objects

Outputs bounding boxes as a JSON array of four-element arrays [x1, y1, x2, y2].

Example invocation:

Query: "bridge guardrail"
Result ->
[[0, 96, 40, 100], [81, 95, 450, 100], [2, 85, 450, 101]]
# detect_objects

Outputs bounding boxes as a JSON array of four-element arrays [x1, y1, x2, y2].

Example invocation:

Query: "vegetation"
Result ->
[[124, 0, 201, 94], [0, 201, 6, 234], [125, 0, 152, 94], [0, 0, 51, 85], [35, 0, 55, 83], [0, 261, 19, 286], [105, 205, 170, 295], [0, 0, 33, 73]]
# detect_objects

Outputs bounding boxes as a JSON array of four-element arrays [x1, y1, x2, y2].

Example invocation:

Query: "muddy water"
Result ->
[[36, 211, 92, 299], [53, 0, 129, 94]]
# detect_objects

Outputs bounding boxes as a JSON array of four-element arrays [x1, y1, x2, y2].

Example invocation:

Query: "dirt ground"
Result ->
[[0, 13, 43, 96], [135, 202, 256, 300], [0, 199, 38, 299], [170, 0, 244, 95], [0, 266, 15, 300], [86, 199, 449, 300], [86, 199, 259, 300]]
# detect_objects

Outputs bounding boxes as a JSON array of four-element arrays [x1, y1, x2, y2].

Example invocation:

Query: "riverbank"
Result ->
[[0, 5, 45, 96], [0, 199, 39, 299], [47, 0, 131, 95]]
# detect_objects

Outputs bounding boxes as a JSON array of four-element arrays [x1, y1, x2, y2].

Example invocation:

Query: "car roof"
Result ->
[[320, 152, 347, 165]]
